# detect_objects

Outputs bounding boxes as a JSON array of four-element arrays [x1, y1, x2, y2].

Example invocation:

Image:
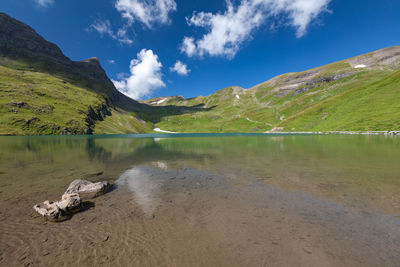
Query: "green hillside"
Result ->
[[0, 12, 152, 135], [0, 60, 153, 135], [278, 70, 400, 131], [143, 46, 400, 133], [0, 62, 100, 135]]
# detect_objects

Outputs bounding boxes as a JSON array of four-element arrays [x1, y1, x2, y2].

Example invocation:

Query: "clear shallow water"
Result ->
[[0, 134, 400, 266]]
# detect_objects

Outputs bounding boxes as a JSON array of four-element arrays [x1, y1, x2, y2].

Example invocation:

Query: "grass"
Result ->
[[0, 65, 102, 135], [0, 63, 152, 135], [279, 70, 400, 131], [93, 109, 153, 134], [151, 67, 400, 133]]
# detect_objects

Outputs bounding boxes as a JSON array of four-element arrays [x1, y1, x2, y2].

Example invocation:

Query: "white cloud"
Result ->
[[112, 49, 165, 100], [89, 19, 114, 36], [181, 0, 331, 58], [90, 0, 176, 45], [34, 0, 54, 7], [88, 19, 133, 45], [108, 59, 116, 64], [115, 0, 177, 28], [170, 61, 190, 76], [180, 37, 197, 57]]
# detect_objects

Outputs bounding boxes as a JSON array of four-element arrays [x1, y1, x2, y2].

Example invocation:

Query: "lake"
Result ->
[[0, 134, 399, 266]]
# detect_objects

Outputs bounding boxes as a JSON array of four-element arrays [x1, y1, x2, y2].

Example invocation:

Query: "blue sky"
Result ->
[[1, 0, 399, 100]]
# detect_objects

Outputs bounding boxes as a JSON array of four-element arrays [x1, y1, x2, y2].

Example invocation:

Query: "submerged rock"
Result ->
[[64, 179, 112, 199], [33, 200, 64, 222], [33, 193, 81, 222], [33, 179, 112, 222], [58, 193, 82, 213]]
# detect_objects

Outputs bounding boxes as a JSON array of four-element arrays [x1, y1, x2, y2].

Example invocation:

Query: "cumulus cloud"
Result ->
[[112, 49, 165, 100], [34, 0, 54, 7], [181, 37, 197, 57], [181, 0, 331, 58], [170, 61, 190, 76], [115, 0, 177, 28], [88, 19, 133, 45]]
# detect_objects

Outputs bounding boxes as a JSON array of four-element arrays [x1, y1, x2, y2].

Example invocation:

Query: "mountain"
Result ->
[[1, 12, 399, 135], [0, 12, 152, 135], [143, 46, 400, 132]]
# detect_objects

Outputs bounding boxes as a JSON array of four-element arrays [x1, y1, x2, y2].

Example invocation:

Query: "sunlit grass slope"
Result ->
[[279, 70, 400, 131], [0, 62, 152, 135], [0, 63, 101, 135]]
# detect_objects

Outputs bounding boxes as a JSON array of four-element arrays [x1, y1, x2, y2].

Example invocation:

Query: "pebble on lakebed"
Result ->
[[33, 179, 113, 222]]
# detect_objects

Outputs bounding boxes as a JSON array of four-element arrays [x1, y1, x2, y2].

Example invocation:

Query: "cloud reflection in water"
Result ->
[[117, 163, 168, 216]]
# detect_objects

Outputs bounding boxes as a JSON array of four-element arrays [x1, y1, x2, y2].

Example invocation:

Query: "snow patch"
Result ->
[[154, 128, 177, 133], [156, 98, 167, 104], [354, 64, 366, 69]]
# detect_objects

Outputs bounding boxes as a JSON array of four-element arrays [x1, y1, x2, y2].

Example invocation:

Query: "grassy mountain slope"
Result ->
[[0, 63, 101, 135], [143, 46, 400, 133], [0, 61, 153, 135], [279, 70, 400, 131], [0, 13, 152, 135], [93, 109, 153, 134]]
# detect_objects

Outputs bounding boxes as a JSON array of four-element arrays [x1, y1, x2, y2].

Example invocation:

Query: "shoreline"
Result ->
[[265, 131, 400, 135], [0, 130, 399, 137]]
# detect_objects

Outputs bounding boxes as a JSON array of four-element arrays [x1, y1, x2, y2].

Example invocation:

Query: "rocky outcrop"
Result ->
[[33, 179, 112, 222], [84, 103, 112, 134], [293, 72, 354, 96], [346, 46, 400, 69]]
